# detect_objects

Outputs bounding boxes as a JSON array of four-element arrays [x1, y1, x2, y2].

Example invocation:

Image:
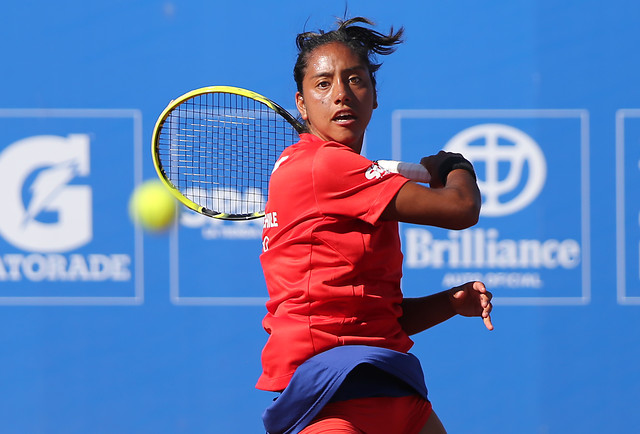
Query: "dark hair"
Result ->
[[293, 17, 404, 94]]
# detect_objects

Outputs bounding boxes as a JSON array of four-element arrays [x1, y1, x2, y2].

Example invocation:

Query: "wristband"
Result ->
[[438, 156, 477, 185]]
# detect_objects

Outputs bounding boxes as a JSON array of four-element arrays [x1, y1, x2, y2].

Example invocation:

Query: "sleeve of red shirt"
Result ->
[[311, 142, 410, 225]]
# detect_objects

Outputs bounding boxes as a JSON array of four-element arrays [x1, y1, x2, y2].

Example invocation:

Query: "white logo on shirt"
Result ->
[[365, 162, 390, 180], [263, 211, 278, 229], [272, 156, 290, 174]]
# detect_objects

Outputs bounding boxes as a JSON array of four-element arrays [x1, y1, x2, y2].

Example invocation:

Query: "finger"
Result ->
[[484, 302, 493, 315], [483, 314, 494, 331], [452, 288, 466, 299], [480, 293, 493, 309], [472, 281, 487, 293]]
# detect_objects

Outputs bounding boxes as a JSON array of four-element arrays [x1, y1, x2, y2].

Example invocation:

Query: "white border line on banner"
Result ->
[[616, 109, 640, 305], [168, 222, 267, 306]]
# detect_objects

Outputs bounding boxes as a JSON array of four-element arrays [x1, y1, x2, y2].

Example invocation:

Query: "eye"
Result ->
[[349, 75, 362, 84], [317, 80, 330, 89]]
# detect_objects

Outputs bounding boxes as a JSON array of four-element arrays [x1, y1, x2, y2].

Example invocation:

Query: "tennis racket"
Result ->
[[152, 86, 431, 220]]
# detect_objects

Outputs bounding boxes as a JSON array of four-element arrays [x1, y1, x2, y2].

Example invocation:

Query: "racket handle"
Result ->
[[377, 160, 431, 183]]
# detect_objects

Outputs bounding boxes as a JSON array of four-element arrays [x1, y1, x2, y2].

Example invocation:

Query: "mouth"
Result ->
[[332, 110, 357, 123]]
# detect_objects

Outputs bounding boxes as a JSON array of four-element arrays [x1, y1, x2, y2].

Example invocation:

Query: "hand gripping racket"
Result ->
[[152, 86, 430, 220]]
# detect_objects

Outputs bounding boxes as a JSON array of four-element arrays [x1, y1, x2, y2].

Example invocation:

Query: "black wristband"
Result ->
[[438, 156, 477, 185]]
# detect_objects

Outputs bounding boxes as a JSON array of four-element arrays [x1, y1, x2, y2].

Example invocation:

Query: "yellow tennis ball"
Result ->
[[128, 180, 178, 232]]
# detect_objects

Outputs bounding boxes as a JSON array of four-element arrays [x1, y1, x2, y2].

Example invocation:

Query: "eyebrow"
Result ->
[[309, 65, 368, 79]]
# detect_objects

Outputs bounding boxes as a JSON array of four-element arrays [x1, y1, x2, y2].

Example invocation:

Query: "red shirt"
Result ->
[[257, 134, 413, 391]]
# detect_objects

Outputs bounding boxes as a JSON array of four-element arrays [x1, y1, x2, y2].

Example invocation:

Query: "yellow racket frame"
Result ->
[[151, 85, 303, 219]]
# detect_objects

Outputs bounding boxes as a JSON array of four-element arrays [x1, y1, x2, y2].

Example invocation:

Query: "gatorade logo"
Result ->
[[0, 134, 92, 252]]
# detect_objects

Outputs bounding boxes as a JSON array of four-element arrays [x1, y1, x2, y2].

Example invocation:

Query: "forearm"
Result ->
[[399, 289, 457, 336], [382, 170, 480, 229]]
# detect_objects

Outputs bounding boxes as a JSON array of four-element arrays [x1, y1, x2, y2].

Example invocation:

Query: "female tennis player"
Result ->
[[258, 17, 493, 434]]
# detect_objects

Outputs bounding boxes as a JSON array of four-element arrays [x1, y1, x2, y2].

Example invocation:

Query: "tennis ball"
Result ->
[[128, 180, 178, 232]]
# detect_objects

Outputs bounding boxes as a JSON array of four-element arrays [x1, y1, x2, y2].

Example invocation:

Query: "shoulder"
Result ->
[[286, 134, 367, 173], [314, 140, 369, 171]]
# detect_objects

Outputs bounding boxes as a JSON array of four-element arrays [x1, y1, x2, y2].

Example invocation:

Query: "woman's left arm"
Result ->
[[399, 281, 494, 335]]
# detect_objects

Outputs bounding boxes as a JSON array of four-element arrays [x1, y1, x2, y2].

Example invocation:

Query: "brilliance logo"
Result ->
[[396, 115, 586, 297], [0, 134, 92, 251], [444, 123, 546, 217]]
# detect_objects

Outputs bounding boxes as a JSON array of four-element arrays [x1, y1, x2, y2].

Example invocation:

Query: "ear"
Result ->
[[295, 92, 308, 120], [373, 89, 378, 110]]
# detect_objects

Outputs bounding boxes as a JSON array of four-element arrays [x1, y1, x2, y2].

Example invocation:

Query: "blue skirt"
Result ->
[[262, 345, 428, 434]]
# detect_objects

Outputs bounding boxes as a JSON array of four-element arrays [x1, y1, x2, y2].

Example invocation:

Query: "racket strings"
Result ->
[[156, 91, 298, 218]]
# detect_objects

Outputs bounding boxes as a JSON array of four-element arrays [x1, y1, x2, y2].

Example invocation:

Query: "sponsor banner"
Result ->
[[616, 110, 640, 304], [0, 110, 142, 305], [392, 109, 590, 305], [169, 209, 266, 305]]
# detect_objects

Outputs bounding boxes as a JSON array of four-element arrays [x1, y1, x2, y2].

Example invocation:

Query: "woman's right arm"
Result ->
[[381, 151, 481, 229]]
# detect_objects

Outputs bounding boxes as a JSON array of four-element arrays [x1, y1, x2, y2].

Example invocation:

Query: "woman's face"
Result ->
[[295, 42, 377, 152]]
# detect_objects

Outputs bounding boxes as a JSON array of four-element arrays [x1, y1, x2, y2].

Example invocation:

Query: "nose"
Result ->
[[333, 79, 351, 104]]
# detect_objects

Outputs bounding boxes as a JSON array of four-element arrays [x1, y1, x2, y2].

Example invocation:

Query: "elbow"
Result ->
[[444, 182, 482, 230], [448, 198, 481, 230], [462, 210, 480, 229], [448, 217, 478, 231], [467, 200, 481, 226]]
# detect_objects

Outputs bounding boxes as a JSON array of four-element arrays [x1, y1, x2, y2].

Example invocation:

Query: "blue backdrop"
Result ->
[[1, 1, 639, 433]]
